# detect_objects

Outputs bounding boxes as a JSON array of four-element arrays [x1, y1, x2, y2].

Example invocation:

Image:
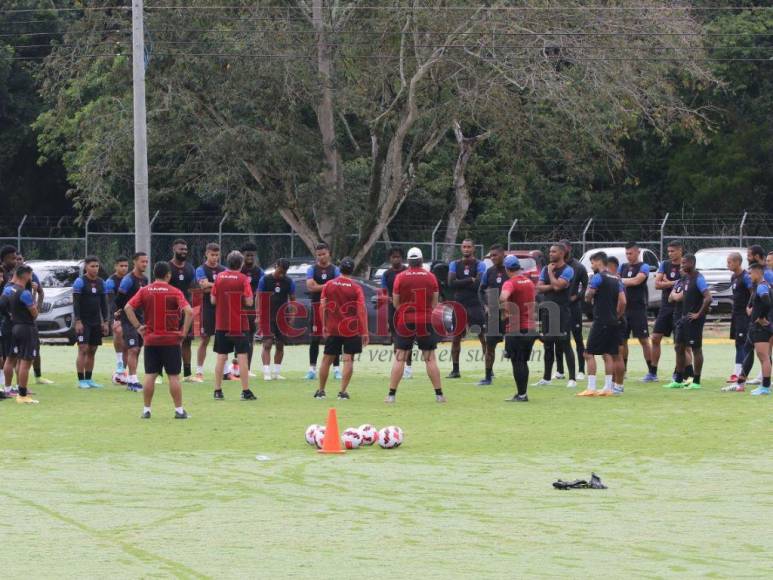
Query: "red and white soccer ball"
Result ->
[[358, 424, 379, 446], [341, 428, 363, 449], [314, 426, 327, 449], [305, 424, 322, 447], [378, 426, 404, 449]]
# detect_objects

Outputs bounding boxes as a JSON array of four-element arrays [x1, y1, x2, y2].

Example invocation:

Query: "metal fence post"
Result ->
[[84, 211, 94, 257], [430, 219, 442, 261], [739, 211, 748, 247], [507, 218, 518, 250], [659, 212, 670, 259], [16, 214, 27, 254], [581, 218, 593, 256], [218, 212, 228, 249], [290, 227, 295, 259]]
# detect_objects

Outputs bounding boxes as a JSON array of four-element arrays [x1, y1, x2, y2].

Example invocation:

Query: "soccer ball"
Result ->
[[314, 426, 327, 449], [378, 426, 404, 449], [305, 424, 322, 447], [358, 424, 378, 446], [341, 428, 362, 449]]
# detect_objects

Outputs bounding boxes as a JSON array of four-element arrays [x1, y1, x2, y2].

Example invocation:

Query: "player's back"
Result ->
[[394, 267, 438, 324]]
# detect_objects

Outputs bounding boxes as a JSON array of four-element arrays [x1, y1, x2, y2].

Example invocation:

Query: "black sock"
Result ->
[[693, 374, 701, 384], [485, 367, 492, 380], [675, 372, 684, 382], [78, 371, 85, 381], [650, 364, 658, 375], [388, 388, 397, 397], [434, 388, 443, 396], [452, 362, 459, 373], [19, 385, 28, 397], [34, 367, 41, 378], [184, 363, 191, 377], [763, 377, 771, 388], [85, 370, 92, 380], [685, 365, 694, 379]]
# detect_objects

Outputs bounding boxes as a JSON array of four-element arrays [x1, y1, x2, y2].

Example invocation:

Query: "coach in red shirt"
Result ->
[[211, 251, 256, 401], [499, 255, 537, 403], [313, 257, 368, 400], [386, 247, 445, 404], [124, 261, 193, 419]]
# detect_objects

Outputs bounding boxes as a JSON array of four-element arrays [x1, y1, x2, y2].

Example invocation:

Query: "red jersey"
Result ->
[[126, 281, 190, 346], [321, 276, 367, 337], [211, 270, 253, 332], [392, 266, 439, 326], [502, 275, 536, 331]]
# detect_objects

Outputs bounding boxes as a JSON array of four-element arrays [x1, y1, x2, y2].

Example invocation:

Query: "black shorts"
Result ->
[[76, 322, 103, 346], [674, 316, 705, 348], [214, 330, 251, 355], [625, 309, 650, 339], [653, 306, 675, 337], [201, 306, 216, 337], [485, 318, 507, 347], [263, 321, 287, 344], [121, 320, 143, 349], [730, 314, 750, 344], [144, 345, 182, 375], [394, 322, 438, 351], [0, 324, 13, 358], [11, 324, 39, 361], [454, 303, 485, 333], [504, 334, 536, 362], [617, 318, 628, 346], [324, 335, 363, 356], [586, 321, 622, 356], [539, 304, 571, 342], [569, 300, 584, 330], [749, 323, 773, 344]]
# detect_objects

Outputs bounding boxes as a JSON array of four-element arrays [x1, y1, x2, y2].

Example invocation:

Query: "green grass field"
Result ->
[[2, 339, 772, 578]]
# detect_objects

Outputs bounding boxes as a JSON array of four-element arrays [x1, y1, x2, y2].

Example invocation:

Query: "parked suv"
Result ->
[[694, 247, 748, 312]]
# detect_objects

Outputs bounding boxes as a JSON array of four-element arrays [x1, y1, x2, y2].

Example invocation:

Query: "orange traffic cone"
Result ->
[[318, 407, 345, 454]]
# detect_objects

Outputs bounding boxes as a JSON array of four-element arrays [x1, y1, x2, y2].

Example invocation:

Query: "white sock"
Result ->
[[734, 364, 743, 376], [272, 364, 281, 375], [604, 375, 613, 389], [263, 365, 271, 375], [116, 353, 124, 365], [587, 375, 597, 391], [196, 365, 204, 375], [756, 371, 763, 380], [143, 406, 151, 414], [309, 365, 316, 372], [333, 365, 340, 373], [129, 375, 138, 384], [175, 406, 184, 414]]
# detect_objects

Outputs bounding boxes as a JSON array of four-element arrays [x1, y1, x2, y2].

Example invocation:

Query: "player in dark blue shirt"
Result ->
[[115, 252, 149, 391], [477, 244, 507, 386], [194, 242, 225, 381], [560, 240, 589, 381], [723, 252, 752, 387], [240, 242, 264, 377], [735, 262, 773, 394], [305, 242, 341, 380], [620, 242, 654, 381], [664, 254, 711, 390], [650, 240, 684, 382], [105, 255, 129, 383], [73, 256, 109, 388], [167, 239, 196, 380], [14, 253, 53, 385], [1, 265, 40, 403], [257, 258, 296, 381], [381, 247, 412, 379]]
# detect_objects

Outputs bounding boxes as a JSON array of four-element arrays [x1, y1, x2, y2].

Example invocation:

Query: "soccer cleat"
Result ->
[[126, 383, 143, 392], [663, 381, 684, 389], [506, 394, 529, 403], [312, 389, 326, 400], [182, 375, 196, 383], [5, 387, 19, 397], [576, 389, 598, 397], [384, 394, 396, 404], [435, 394, 447, 403], [567, 380, 578, 389], [272, 374, 286, 381], [684, 382, 702, 390], [612, 385, 625, 395], [641, 373, 659, 382], [576, 372, 586, 381], [477, 378, 493, 387], [336, 391, 350, 400], [191, 373, 205, 383], [112, 372, 128, 385], [747, 377, 762, 385], [403, 366, 413, 379], [174, 410, 189, 419], [721, 384, 745, 392], [155, 376, 163, 385], [240, 390, 257, 401], [86, 380, 103, 389], [78, 380, 91, 389], [263, 374, 273, 381], [141, 410, 151, 419], [35, 377, 54, 385], [305, 370, 317, 380], [16, 395, 39, 404], [595, 389, 614, 397], [213, 389, 224, 400], [726, 374, 739, 384], [552, 372, 565, 380], [683, 376, 694, 386], [751, 386, 771, 396], [446, 370, 461, 379], [334, 368, 342, 380], [532, 379, 552, 386]]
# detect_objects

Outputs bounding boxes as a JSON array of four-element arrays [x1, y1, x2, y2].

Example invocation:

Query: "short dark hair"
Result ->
[[683, 254, 696, 266], [315, 242, 330, 252], [275, 258, 290, 271], [241, 241, 258, 253], [607, 256, 620, 267], [172, 238, 187, 247], [153, 261, 171, 279], [625, 242, 639, 250], [132, 251, 147, 261], [388, 247, 404, 258], [206, 242, 220, 253], [16, 264, 32, 277], [749, 262, 764, 272], [84, 255, 99, 265], [462, 238, 474, 245], [226, 250, 244, 270], [115, 255, 129, 264], [1, 245, 17, 260], [489, 243, 505, 252], [590, 251, 608, 264], [339, 257, 355, 275], [667, 240, 683, 249], [749, 245, 765, 259]]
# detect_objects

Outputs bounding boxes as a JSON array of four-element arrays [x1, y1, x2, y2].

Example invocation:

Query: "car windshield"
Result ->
[[34, 264, 81, 288], [518, 258, 536, 271], [696, 252, 746, 271]]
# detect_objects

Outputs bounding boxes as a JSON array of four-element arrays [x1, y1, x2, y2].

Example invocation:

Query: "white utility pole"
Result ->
[[132, 0, 151, 258]]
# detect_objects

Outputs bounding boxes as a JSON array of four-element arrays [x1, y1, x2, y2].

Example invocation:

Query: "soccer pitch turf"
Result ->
[[2, 340, 772, 578]]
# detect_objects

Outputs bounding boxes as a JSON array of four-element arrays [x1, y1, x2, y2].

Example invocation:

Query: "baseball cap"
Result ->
[[504, 255, 521, 270], [407, 247, 423, 260]]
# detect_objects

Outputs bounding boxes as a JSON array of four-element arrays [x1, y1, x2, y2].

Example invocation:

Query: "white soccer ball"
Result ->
[[341, 428, 362, 450], [305, 424, 322, 447], [378, 426, 403, 449], [358, 424, 378, 446], [314, 426, 327, 449]]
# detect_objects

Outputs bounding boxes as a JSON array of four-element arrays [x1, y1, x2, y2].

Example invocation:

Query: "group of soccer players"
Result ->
[[1, 236, 771, 416]]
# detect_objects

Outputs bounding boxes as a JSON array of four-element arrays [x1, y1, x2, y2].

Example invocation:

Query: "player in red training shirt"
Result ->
[[386, 247, 445, 404], [124, 261, 193, 419], [499, 255, 537, 403], [314, 257, 368, 400], [210, 251, 255, 401]]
